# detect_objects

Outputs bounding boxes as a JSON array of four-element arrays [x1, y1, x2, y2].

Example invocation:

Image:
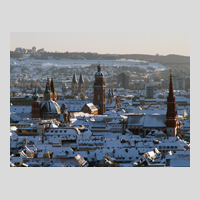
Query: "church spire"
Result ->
[[79, 73, 84, 84], [166, 69, 177, 137], [72, 73, 78, 84], [32, 82, 39, 102], [50, 78, 55, 93], [45, 77, 50, 92], [44, 77, 51, 100], [168, 69, 175, 102]]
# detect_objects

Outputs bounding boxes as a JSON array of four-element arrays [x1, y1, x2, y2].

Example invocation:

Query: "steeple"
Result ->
[[72, 73, 78, 84], [44, 77, 51, 100], [32, 81, 40, 118], [168, 69, 175, 102], [32, 84, 39, 102], [72, 73, 78, 96], [79, 73, 84, 84], [45, 77, 50, 92], [166, 69, 177, 137], [78, 73, 85, 97], [50, 78, 55, 93]]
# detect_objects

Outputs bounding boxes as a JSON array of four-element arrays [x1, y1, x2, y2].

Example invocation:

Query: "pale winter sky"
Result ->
[[10, 32, 190, 56]]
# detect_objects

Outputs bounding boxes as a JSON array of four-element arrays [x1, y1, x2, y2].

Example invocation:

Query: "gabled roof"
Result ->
[[127, 114, 145, 125], [85, 103, 98, 111], [143, 115, 166, 128]]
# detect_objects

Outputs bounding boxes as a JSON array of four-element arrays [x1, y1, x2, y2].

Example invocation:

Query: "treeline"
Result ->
[[10, 51, 23, 59]]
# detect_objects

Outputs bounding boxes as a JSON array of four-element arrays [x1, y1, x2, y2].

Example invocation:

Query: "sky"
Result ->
[[10, 32, 190, 56]]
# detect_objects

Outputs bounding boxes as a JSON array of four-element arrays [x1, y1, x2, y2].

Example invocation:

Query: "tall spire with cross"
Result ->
[[166, 69, 178, 137]]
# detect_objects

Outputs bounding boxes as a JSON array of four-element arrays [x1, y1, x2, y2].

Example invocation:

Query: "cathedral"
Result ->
[[71, 73, 85, 98], [126, 69, 179, 137]]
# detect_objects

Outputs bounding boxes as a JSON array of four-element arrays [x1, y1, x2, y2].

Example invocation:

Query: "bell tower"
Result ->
[[32, 83, 40, 118], [72, 73, 78, 96], [78, 73, 85, 96], [93, 64, 106, 115], [166, 69, 178, 137]]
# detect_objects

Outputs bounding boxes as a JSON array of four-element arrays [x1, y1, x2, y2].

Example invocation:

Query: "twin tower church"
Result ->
[[71, 64, 106, 115], [31, 64, 178, 137]]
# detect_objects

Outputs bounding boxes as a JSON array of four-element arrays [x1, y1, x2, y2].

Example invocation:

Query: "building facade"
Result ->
[[145, 84, 154, 99], [117, 73, 129, 89]]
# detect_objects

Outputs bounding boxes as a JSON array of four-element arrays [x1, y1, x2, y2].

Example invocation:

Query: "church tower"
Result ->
[[44, 77, 51, 100], [78, 73, 85, 96], [50, 78, 57, 102], [93, 64, 106, 115], [32, 84, 40, 118], [71, 73, 78, 96], [166, 69, 178, 137]]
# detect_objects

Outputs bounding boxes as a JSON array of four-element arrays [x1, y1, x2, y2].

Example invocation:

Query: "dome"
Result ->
[[40, 100, 61, 115], [95, 64, 104, 77]]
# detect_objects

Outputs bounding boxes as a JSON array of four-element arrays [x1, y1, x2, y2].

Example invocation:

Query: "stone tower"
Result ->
[[71, 73, 78, 96], [78, 73, 85, 96], [32, 84, 40, 118], [93, 64, 106, 115], [166, 69, 178, 137]]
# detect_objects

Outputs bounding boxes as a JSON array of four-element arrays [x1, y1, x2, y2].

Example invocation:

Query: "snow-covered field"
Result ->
[[10, 55, 168, 72]]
